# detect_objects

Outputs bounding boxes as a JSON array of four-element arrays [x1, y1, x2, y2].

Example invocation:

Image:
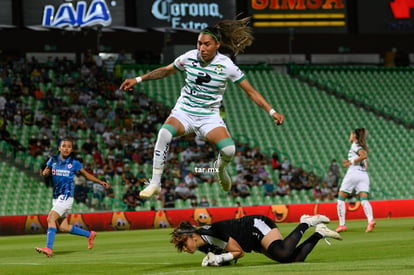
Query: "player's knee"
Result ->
[[217, 138, 235, 159], [158, 126, 174, 142], [220, 144, 235, 159], [267, 240, 292, 263]]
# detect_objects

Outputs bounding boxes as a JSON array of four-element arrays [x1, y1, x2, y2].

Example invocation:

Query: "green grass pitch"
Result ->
[[0, 217, 413, 275]]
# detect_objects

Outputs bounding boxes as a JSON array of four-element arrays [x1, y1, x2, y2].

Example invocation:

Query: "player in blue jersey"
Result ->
[[170, 214, 342, 267], [120, 18, 285, 198], [35, 138, 110, 257]]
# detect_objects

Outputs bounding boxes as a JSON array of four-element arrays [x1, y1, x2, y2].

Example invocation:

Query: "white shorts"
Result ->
[[51, 195, 74, 217], [339, 168, 370, 194], [170, 108, 226, 138]]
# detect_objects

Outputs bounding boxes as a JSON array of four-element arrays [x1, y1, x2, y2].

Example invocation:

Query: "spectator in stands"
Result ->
[[81, 137, 96, 155], [29, 140, 43, 158], [312, 185, 323, 201], [92, 148, 104, 167], [263, 178, 277, 197], [162, 186, 176, 208], [276, 181, 290, 197], [175, 182, 196, 201], [184, 172, 199, 189], [22, 108, 34, 126], [271, 152, 281, 170], [0, 94, 6, 113], [102, 157, 115, 178], [74, 172, 88, 204], [198, 196, 210, 207], [123, 188, 139, 211], [320, 182, 334, 200], [121, 164, 137, 186], [236, 180, 251, 198], [328, 159, 340, 186], [120, 17, 284, 199], [325, 168, 338, 189]]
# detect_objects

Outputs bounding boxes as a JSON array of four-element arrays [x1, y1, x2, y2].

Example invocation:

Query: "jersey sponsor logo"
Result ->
[[195, 73, 212, 85], [52, 169, 71, 177]]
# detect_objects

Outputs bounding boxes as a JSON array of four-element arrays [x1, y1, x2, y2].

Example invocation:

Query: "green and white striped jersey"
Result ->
[[348, 142, 367, 171], [173, 49, 246, 115]]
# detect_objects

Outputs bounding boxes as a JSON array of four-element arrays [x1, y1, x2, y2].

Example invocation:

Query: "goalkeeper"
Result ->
[[170, 214, 342, 266]]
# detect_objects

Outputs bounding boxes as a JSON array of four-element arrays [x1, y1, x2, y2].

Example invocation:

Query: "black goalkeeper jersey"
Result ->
[[196, 215, 277, 254]]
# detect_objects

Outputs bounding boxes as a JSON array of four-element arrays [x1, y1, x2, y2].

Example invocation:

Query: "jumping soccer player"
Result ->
[[336, 128, 376, 233], [35, 138, 110, 257], [170, 214, 342, 266], [120, 18, 284, 198]]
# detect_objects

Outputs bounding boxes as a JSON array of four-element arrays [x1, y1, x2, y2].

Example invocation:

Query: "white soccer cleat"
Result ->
[[300, 214, 330, 227], [213, 160, 231, 192], [316, 224, 342, 241], [139, 180, 161, 198]]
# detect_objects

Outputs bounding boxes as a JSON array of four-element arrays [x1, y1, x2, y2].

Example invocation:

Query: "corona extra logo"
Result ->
[[390, 0, 414, 18], [42, 0, 112, 28], [151, 0, 223, 29]]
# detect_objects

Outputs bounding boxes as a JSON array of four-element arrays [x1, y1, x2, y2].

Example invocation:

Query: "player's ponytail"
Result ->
[[203, 17, 254, 56], [354, 128, 368, 152]]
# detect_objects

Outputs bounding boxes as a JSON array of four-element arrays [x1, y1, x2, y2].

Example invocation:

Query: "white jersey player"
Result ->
[[336, 128, 376, 233], [120, 18, 284, 198]]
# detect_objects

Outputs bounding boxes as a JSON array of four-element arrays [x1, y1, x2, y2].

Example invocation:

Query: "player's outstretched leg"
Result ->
[[140, 126, 173, 198], [316, 224, 342, 240], [300, 214, 330, 227], [214, 138, 235, 192]]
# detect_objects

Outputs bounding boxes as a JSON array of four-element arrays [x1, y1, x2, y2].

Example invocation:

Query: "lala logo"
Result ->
[[390, 0, 414, 18], [42, 0, 112, 28]]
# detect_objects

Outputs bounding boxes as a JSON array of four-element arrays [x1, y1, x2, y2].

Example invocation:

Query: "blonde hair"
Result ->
[[202, 17, 254, 56]]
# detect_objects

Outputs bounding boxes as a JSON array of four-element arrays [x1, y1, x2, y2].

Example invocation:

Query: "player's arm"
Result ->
[[119, 63, 178, 91], [79, 168, 111, 189], [238, 79, 284, 126], [344, 150, 367, 168], [202, 237, 244, 266], [42, 166, 51, 177]]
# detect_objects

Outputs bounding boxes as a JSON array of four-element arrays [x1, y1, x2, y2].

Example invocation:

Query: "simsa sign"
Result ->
[[248, 0, 348, 33], [137, 0, 236, 30]]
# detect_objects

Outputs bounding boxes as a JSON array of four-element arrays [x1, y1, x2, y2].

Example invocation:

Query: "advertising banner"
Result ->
[[358, 0, 414, 33], [136, 0, 236, 30], [248, 0, 348, 33], [23, 0, 126, 28], [1, 200, 413, 236]]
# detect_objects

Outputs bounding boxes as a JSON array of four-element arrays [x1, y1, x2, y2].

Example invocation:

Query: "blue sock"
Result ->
[[46, 227, 57, 249], [70, 226, 90, 238]]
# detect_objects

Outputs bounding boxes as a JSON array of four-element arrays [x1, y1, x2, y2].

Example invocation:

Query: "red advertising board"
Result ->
[[0, 200, 414, 235], [1, 200, 413, 236]]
